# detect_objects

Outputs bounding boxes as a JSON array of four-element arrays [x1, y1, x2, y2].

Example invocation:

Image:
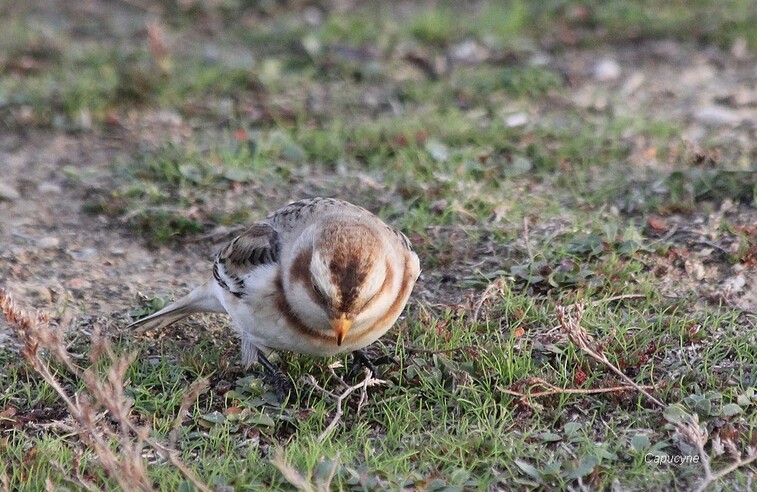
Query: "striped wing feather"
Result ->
[[214, 224, 280, 297]]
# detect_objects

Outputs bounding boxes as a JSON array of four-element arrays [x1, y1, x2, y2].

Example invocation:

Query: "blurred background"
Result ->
[[1, 0, 754, 308], [1, 1, 756, 489]]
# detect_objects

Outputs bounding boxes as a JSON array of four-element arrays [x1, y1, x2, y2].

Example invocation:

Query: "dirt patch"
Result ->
[[0, 130, 210, 343]]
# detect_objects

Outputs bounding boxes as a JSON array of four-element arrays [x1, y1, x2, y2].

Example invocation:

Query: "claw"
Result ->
[[348, 349, 397, 380], [257, 352, 294, 402]]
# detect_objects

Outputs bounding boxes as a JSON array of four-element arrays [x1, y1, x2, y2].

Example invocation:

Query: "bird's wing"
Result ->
[[129, 224, 279, 332], [214, 223, 280, 298], [385, 224, 415, 254]]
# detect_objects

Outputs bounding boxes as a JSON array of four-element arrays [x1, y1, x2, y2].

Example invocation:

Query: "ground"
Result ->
[[1, 1, 756, 490]]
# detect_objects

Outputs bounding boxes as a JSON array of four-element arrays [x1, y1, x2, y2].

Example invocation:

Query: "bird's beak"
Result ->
[[330, 315, 352, 346]]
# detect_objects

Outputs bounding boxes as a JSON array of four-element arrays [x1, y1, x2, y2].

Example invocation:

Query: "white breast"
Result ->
[[217, 264, 342, 357]]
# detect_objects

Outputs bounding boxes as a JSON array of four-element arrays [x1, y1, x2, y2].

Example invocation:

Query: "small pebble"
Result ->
[[68, 278, 92, 290], [37, 236, 60, 249], [303, 6, 323, 25], [38, 182, 63, 194], [450, 40, 487, 63], [0, 183, 20, 201], [505, 112, 529, 127], [694, 106, 740, 125], [684, 259, 706, 281], [430, 199, 448, 214], [528, 52, 551, 67], [593, 58, 621, 81], [70, 248, 98, 261], [426, 140, 449, 162], [722, 274, 746, 294]]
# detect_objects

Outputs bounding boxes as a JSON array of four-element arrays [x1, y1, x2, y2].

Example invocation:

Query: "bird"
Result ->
[[128, 197, 421, 394]]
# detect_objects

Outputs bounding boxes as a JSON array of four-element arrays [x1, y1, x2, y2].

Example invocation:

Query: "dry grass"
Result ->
[[0, 289, 211, 492], [675, 412, 757, 492]]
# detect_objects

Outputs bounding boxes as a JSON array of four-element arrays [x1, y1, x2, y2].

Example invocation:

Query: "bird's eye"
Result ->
[[311, 280, 327, 300]]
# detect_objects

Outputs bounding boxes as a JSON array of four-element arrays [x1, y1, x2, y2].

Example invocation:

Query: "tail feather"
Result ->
[[128, 281, 226, 333], [241, 336, 259, 368]]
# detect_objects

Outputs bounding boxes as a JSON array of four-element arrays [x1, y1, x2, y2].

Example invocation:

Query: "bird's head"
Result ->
[[308, 220, 387, 345]]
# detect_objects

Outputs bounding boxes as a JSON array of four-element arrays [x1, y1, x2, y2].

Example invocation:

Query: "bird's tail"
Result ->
[[128, 281, 225, 333]]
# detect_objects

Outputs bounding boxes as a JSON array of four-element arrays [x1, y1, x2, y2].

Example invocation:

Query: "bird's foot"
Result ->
[[348, 349, 397, 380], [257, 352, 293, 402]]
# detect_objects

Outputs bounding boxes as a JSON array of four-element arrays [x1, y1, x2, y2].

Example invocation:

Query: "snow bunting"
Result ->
[[129, 197, 420, 389]]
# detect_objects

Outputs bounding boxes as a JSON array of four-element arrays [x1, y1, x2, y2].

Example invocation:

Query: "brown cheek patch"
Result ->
[[360, 260, 394, 314], [289, 249, 311, 284], [274, 273, 334, 343], [289, 249, 322, 305], [366, 254, 415, 335]]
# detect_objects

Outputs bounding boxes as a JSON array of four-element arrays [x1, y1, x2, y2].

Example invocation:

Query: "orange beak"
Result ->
[[330, 316, 352, 346]]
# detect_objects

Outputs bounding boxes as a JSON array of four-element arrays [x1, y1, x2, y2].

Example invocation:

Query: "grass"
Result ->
[[1, 0, 757, 490], [4, 287, 756, 489]]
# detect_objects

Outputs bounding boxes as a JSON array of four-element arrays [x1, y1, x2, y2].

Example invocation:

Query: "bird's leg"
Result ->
[[348, 349, 398, 379], [257, 352, 293, 402]]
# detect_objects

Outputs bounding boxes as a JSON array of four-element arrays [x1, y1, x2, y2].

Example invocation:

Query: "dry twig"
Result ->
[[305, 366, 386, 443], [557, 302, 666, 409], [50, 460, 99, 492], [523, 216, 534, 262], [1, 468, 10, 492], [589, 293, 647, 305], [472, 277, 507, 322], [169, 378, 209, 447], [497, 377, 655, 401]]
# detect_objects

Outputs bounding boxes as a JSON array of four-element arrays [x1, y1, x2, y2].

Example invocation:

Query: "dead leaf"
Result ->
[[647, 217, 668, 233], [0, 407, 17, 418]]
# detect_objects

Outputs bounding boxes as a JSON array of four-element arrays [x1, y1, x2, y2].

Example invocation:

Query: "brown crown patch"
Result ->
[[331, 258, 368, 313], [319, 221, 379, 315]]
